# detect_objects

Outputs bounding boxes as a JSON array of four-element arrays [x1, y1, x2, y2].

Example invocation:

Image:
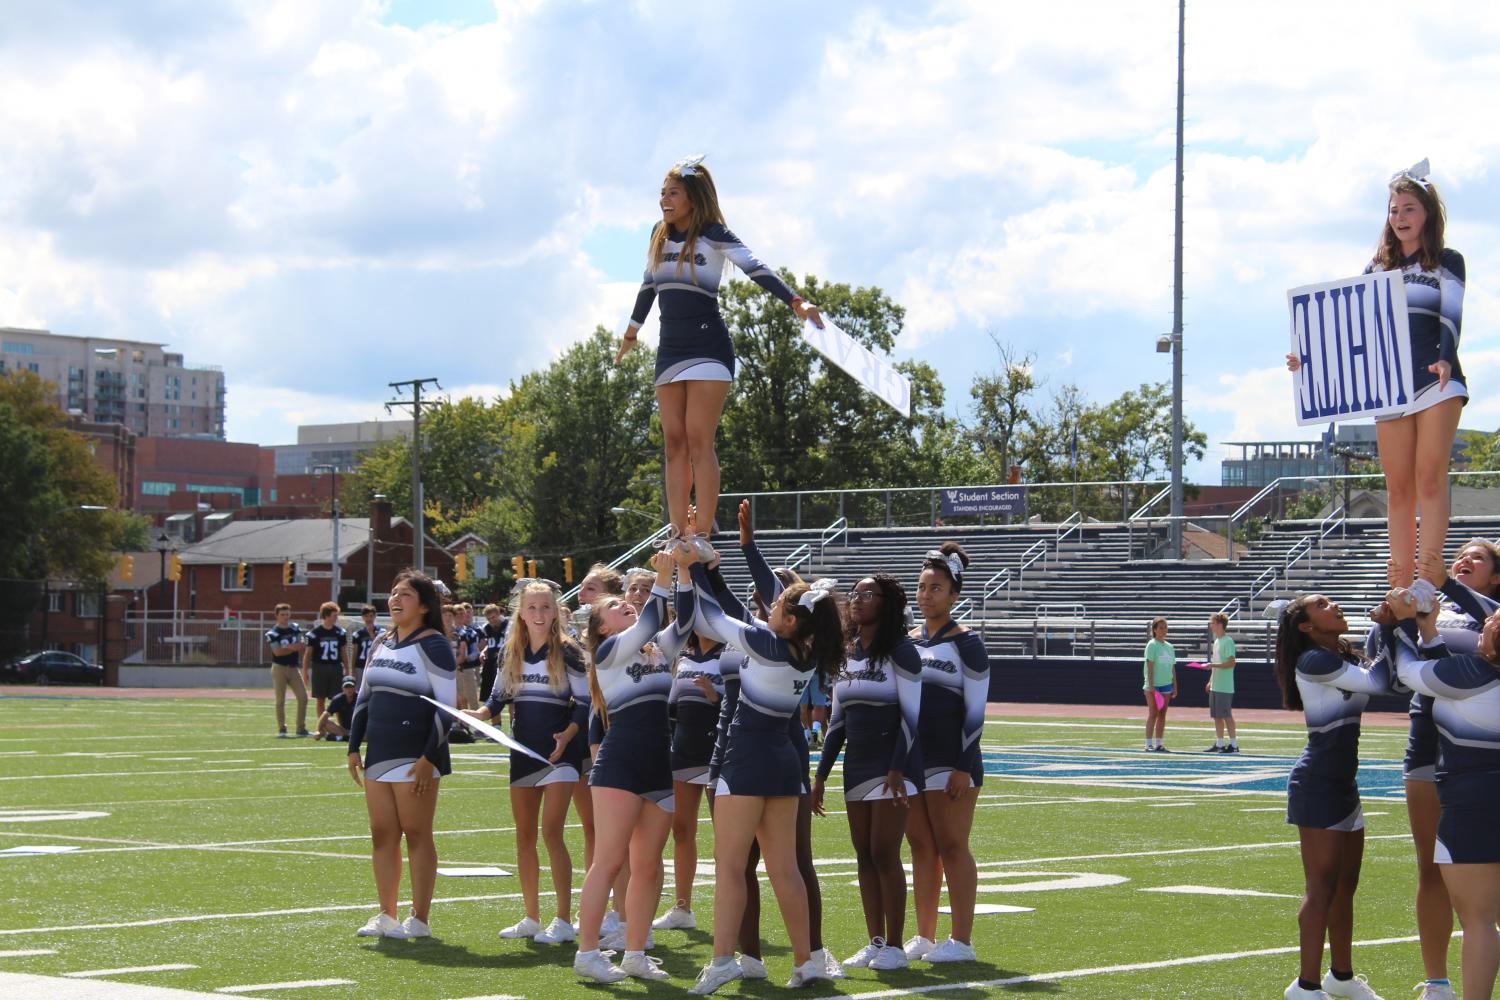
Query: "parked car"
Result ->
[[0, 651, 105, 686]]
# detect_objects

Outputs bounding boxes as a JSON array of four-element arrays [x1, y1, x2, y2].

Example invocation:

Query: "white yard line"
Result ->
[[0, 948, 55, 957], [63, 964, 197, 978], [812, 931, 1446, 999], [216, 979, 353, 993]]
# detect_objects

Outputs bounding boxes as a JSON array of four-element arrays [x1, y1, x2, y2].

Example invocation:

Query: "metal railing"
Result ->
[[1218, 597, 1242, 619], [980, 568, 1014, 615], [1056, 511, 1084, 546], [561, 524, 675, 604], [952, 598, 974, 621], [820, 517, 849, 557], [785, 544, 813, 574]]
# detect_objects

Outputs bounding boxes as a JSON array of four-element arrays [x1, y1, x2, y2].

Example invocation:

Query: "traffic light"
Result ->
[[118, 555, 135, 581], [282, 559, 295, 585], [511, 555, 524, 578], [454, 553, 469, 582], [563, 556, 574, 585], [526, 559, 537, 578], [236, 561, 248, 588], [167, 553, 183, 582]]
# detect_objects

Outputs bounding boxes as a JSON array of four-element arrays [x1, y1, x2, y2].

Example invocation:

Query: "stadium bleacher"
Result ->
[[704, 513, 1500, 666]]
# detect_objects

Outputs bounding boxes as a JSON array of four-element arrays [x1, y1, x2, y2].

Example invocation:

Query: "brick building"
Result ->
[[176, 499, 454, 615]]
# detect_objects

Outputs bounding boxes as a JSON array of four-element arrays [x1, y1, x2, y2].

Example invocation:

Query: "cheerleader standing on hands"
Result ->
[[1288, 160, 1467, 599], [616, 157, 823, 539]]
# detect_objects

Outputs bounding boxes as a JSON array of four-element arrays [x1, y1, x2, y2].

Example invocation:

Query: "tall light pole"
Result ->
[[1168, 0, 1187, 557], [386, 378, 440, 573], [313, 464, 340, 604]]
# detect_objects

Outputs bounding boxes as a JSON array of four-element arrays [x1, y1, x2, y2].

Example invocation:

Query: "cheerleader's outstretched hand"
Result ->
[[615, 328, 640, 365], [793, 299, 825, 330]]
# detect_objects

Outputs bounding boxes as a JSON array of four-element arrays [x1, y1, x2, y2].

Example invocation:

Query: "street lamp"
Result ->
[[313, 465, 341, 604]]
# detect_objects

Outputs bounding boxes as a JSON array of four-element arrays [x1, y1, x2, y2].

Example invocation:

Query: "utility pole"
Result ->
[[385, 378, 440, 573], [1169, 0, 1187, 558], [314, 464, 340, 604]]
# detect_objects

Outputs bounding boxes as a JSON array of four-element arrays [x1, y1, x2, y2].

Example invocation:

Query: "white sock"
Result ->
[[1215, 737, 1224, 747], [578, 948, 599, 959], [1230, 738, 1238, 747], [812, 721, 822, 735], [625, 949, 644, 960], [711, 955, 737, 969]]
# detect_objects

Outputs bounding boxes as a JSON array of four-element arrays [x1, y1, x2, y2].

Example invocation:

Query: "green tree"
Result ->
[[967, 337, 1038, 483]]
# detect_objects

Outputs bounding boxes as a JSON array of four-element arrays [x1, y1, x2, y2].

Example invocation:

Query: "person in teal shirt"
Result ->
[[1205, 612, 1239, 754], [1142, 617, 1176, 751]]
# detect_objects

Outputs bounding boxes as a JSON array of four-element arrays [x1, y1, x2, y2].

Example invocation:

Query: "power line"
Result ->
[[385, 378, 441, 574]]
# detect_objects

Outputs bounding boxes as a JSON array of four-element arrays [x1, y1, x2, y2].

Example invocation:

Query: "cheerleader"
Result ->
[[462, 581, 588, 946], [679, 539, 846, 995], [614, 156, 823, 540], [1288, 159, 1467, 597], [572, 552, 690, 984], [347, 570, 456, 940], [905, 543, 989, 964], [651, 619, 729, 932], [1274, 594, 1391, 1000], [1389, 561, 1500, 1000], [813, 573, 922, 971], [570, 564, 624, 932]]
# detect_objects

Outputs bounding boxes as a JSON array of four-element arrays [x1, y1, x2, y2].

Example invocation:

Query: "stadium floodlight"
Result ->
[[1156, 334, 1174, 353]]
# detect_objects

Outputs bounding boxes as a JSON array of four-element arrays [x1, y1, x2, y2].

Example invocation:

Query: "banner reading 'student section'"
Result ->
[[802, 317, 911, 418], [940, 487, 1027, 517], [1287, 270, 1413, 426]]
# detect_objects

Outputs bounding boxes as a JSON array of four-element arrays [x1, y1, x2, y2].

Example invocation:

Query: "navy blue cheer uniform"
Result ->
[[307, 623, 348, 699], [817, 637, 924, 800], [1390, 615, 1500, 864], [588, 584, 691, 811], [1367, 248, 1467, 418], [690, 563, 818, 798], [670, 643, 735, 786], [348, 631, 457, 783], [483, 640, 589, 787], [628, 223, 800, 385], [914, 622, 990, 791], [1284, 645, 1392, 831], [1401, 578, 1499, 782]]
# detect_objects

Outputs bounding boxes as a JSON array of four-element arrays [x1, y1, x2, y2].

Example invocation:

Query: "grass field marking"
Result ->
[[0, 765, 335, 783], [62, 963, 199, 978], [0, 948, 55, 957], [215, 978, 354, 993], [975, 832, 1411, 868], [813, 931, 1446, 999]]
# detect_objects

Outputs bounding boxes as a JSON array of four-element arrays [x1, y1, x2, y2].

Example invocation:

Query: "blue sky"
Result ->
[[2, 0, 1497, 486]]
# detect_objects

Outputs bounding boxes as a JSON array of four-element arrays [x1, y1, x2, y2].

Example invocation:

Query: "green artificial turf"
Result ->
[[0, 694, 1440, 998]]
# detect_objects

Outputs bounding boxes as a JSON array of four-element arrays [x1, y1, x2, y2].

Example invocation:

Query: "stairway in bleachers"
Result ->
[[703, 515, 1500, 664]]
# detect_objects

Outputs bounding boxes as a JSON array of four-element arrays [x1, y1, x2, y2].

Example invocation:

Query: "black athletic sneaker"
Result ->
[[1204, 745, 1224, 753], [1222, 745, 1240, 754], [1152, 745, 1169, 753]]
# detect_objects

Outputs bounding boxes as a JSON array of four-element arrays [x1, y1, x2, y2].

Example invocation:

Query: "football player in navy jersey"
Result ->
[[351, 605, 379, 680], [264, 603, 308, 738], [303, 601, 348, 719], [478, 602, 507, 701], [615, 156, 823, 544]]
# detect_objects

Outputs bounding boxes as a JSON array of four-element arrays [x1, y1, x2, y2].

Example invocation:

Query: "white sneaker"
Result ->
[[689, 959, 744, 995], [903, 934, 935, 960], [1413, 983, 1458, 1000], [813, 947, 845, 979], [621, 952, 669, 981], [1411, 578, 1439, 615], [600, 909, 623, 936], [600, 924, 653, 951], [844, 939, 883, 968], [356, 912, 406, 938], [737, 954, 767, 979], [925, 937, 977, 963], [400, 914, 431, 938], [869, 945, 910, 971], [1322, 972, 1384, 999], [1285, 981, 1332, 999], [574, 949, 628, 983], [534, 916, 575, 944], [499, 915, 543, 939], [652, 905, 698, 930], [786, 958, 832, 988]]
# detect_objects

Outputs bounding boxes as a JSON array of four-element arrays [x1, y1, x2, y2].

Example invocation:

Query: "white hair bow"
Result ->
[[673, 154, 706, 177], [925, 549, 964, 581], [798, 578, 838, 612], [1390, 157, 1431, 191]]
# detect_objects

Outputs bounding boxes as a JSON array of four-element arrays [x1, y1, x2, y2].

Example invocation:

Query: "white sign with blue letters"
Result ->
[[802, 317, 911, 418], [1287, 270, 1413, 426]]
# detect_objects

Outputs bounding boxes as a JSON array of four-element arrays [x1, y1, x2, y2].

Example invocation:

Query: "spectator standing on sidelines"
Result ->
[[351, 605, 380, 681], [1205, 612, 1239, 753], [1142, 617, 1176, 752], [304, 602, 349, 720], [479, 602, 507, 701], [265, 603, 308, 738], [316, 676, 358, 741], [456, 604, 481, 711]]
